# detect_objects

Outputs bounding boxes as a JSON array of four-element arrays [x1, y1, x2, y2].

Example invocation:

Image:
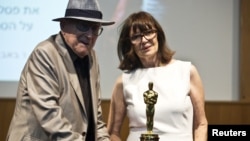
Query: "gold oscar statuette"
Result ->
[[140, 82, 159, 141]]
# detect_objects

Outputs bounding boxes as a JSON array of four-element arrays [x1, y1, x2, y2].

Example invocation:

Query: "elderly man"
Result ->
[[6, 0, 114, 140]]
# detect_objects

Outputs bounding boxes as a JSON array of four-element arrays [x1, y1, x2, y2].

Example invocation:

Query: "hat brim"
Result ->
[[52, 16, 115, 26]]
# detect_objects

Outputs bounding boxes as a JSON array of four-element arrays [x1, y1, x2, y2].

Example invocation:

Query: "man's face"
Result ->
[[61, 19, 103, 58]]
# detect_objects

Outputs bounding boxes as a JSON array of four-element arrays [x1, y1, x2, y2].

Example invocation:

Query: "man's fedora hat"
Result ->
[[52, 0, 115, 26]]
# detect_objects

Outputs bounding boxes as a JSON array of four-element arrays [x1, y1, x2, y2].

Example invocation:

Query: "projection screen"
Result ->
[[0, 0, 239, 101]]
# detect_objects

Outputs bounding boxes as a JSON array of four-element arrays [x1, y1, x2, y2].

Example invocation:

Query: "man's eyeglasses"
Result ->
[[76, 21, 103, 36], [130, 30, 157, 44]]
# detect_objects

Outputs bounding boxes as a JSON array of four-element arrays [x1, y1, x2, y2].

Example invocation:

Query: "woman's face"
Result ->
[[130, 28, 159, 61]]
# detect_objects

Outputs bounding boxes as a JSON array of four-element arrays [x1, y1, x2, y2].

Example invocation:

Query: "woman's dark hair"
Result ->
[[117, 11, 175, 71]]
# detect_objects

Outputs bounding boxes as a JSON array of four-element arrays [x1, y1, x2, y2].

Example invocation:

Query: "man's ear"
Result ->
[[60, 21, 65, 29]]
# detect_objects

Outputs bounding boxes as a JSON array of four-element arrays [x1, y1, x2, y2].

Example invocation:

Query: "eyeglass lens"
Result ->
[[130, 30, 156, 44], [76, 22, 103, 36]]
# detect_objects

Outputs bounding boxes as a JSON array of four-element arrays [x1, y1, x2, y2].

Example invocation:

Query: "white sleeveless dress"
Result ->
[[122, 60, 193, 141]]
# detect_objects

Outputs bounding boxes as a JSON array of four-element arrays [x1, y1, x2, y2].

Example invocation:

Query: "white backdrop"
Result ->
[[0, 0, 239, 101]]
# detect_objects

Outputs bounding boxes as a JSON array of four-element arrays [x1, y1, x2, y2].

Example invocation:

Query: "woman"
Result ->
[[107, 11, 207, 141]]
